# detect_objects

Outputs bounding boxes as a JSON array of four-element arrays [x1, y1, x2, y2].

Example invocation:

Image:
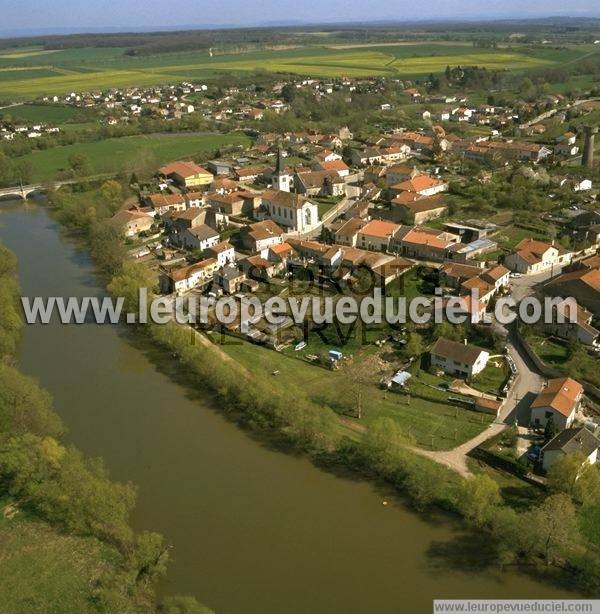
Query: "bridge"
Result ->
[[0, 174, 114, 201], [0, 183, 48, 200]]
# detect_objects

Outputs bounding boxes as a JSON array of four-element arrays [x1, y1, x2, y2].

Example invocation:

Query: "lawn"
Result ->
[[0, 510, 117, 613], [219, 334, 492, 450], [528, 334, 569, 367], [471, 360, 508, 396], [0, 41, 574, 99], [16, 132, 251, 182]]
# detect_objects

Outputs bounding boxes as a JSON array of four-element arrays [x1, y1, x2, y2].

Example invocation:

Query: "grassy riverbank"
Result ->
[[45, 182, 600, 597], [0, 237, 212, 612]]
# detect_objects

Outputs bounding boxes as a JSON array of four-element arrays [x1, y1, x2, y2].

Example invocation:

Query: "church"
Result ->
[[259, 149, 320, 234]]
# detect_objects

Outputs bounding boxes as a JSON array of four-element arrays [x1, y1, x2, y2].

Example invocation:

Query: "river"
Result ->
[[0, 200, 577, 614]]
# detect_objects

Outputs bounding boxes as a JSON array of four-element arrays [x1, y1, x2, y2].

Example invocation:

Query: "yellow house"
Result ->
[[159, 160, 213, 188]]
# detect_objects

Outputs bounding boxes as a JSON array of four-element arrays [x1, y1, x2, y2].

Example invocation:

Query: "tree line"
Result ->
[[0, 234, 212, 611]]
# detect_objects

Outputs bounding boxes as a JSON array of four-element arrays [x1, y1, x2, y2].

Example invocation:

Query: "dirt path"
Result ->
[[191, 328, 251, 378], [410, 422, 508, 477]]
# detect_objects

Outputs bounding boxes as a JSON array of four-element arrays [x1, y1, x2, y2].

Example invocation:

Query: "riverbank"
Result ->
[[4, 199, 582, 613], [42, 183, 600, 599], [0, 235, 211, 613]]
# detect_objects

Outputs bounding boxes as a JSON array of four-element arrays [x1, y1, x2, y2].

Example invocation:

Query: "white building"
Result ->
[[430, 337, 490, 378], [260, 189, 319, 234], [541, 427, 599, 472]]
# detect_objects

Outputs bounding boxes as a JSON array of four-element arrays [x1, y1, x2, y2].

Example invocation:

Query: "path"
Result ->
[[409, 422, 508, 478]]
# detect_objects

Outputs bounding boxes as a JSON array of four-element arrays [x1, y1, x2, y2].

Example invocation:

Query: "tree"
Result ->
[[342, 354, 383, 420], [404, 461, 446, 510], [524, 494, 581, 565], [457, 474, 502, 528], [91, 222, 127, 276], [362, 417, 413, 476], [68, 152, 91, 176], [404, 331, 424, 360], [281, 83, 296, 103], [99, 179, 124, 210], [548, 453, 600, 505], [544, 415, 557, 442]]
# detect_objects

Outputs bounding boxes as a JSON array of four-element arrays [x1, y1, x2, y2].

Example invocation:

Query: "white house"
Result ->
[[160, 258, 218, 295], [541, 426, 599, 472], [504, 238, 571, 275], [176, 225, 220, 251], [430, 337, 490, 378], [530, 377, 583, 430], [205, 241, 236, 266]]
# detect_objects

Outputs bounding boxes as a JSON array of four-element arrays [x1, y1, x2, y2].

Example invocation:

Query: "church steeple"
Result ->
[[276, 147, 285, 174], [273, 146, 290, 192]]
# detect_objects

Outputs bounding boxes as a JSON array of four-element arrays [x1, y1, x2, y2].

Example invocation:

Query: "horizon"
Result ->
[[1, 1, 600, 39]]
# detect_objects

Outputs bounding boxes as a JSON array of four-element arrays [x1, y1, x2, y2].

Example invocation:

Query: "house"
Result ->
[[240, 254, 276, 279], [392, 194, 448, 224], [205, 241, 236, 266], [504, 238, 571, 275], [148, 193, 187, 215], [213, 265, 246, 294], [159, 161, 213, 188], [334, 217, 367, 247], [370, 257, 413, 286], [394, 227, 460, 262], [356, 219, 402, 252], [206, 191, 259, 216], [167, 208, 207, 232], [160, 258, 218, 295], [242, 220, 285, 252], [386, 163, 420, 186], [442, 295, 487, 324], [316, 159, 350, 177], [260, 189, 319, 233], [541, 427, 600, 472], [390, 174, 448, 198], [441, 262, 484, 288], [544, 268, 600, 317], [295, 171, 345, 197], [207, 160, 232, 175], [530, 377, 583, 430], [316, 149, 342, 163], [109, 210, 154, 237], [480, 265, 510, 290], [460, 276, 496, 304], [430, 338, 490, 378], [235, 166, 268, 183], [544, 299, 599, 346], [268, 242, 295, 266], [176, 224, 220, 251]]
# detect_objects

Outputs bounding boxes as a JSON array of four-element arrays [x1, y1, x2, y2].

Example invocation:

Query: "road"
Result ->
[[418, 270, 559, 477]]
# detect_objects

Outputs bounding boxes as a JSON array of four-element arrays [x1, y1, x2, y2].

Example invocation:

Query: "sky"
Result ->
[[1, 0, 599, 36]]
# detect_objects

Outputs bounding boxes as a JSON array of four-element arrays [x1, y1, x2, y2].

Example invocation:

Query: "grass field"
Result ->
[[0, 510, 115, 613], [17, 132, 251, 182], [0, 42, 594, 99], [0, 103, 80, 124], [219, 335, 492, 450]]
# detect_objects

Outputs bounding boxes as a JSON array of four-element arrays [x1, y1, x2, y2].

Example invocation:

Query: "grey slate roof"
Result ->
[[542, 427, 600, 457]]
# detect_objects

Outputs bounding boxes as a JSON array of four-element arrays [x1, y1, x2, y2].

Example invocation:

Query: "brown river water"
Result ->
[[0, 200, 577, 613]]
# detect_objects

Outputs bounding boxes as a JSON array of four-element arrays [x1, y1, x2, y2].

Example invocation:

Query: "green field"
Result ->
[[17, 132, 251, 182], [0, 511, 116, 612], [0, 103, 80, 124], [220, 336, 492, 451], [0, 42, 595, 99]]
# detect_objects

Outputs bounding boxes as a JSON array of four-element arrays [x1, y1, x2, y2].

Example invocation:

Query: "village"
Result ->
[[88, 76, 600, 487]]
